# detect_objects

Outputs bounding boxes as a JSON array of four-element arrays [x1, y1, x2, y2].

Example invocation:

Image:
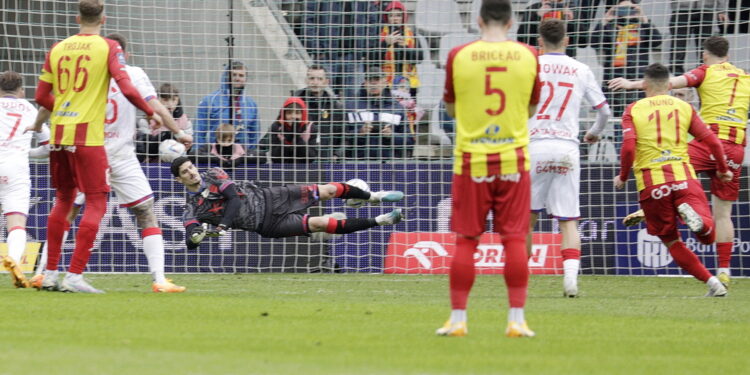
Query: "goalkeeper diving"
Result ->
[[170, 157, 404, 248]]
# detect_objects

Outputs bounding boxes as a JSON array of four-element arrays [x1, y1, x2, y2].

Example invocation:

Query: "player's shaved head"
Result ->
[[643, 63, 670, 87], [171, 156, 192, 178], [106, 33, 127, 52], [480, 0, 512, 25], [79, 0, 104, 25], [0, 71, 23, 94], [703, 36, 729, 58], [539, 19, 566, 47]]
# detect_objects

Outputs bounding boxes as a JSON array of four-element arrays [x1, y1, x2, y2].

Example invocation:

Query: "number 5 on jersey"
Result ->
[[485, 67, 507, 116]]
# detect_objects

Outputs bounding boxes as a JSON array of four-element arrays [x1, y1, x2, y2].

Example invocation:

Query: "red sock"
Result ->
[[68, 192, 108, 274], [503, 237, 529, 308], [717, 242, 732, 269], [45, 189, 75, 271], [561, 248, 581, 261], [449, 236, 478, 310], [668, 241, 711, 282]]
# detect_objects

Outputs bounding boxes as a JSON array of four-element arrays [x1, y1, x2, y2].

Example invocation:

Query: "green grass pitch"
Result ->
[[3, 274, 749, 375]]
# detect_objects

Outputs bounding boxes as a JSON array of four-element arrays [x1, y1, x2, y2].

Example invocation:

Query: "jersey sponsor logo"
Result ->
[[469, 136, 515, 144], [540, 63, 578, 76], [650, 181, 688, 200], [0, 176, 8, 184], [384, 232, 563, 274], [529, 128, 574, 138], [727, 158, 742, 170], [535, 160, 573, 175], [650, 149, 683, 163], [636, 229, 673, 268], [470, 173, 520, 183], [54, 110, 80, 117]]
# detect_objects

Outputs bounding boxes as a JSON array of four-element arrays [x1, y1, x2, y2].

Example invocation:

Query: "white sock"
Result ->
[[35, 230, 68, 275], [450, 309, 466, 323], [707, 276, 721, 287], [717, 267, 730, 276], [64, 272, 82, 281], [6, 228, 26, 263], [563, 259, 580, 280], [508, 308, 525, 323], [143, 232, 167, 284]]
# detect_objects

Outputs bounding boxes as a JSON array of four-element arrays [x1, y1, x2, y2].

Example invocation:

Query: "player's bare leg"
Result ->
[[712, 195, 734, 287], [3, 213, 30, 288], [559, 220, 581, 298], [131, 200, 185, 293]]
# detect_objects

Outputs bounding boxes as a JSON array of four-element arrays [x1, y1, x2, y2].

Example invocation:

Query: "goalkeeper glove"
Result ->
[[190, 223, 208, 244], [206, 224, 228, 237]]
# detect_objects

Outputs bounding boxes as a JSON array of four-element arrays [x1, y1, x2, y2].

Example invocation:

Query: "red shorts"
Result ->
[[639, 179, 713, 239], [50, 145, 110, 194], [450, 172, 530, 239], [688, 139, 744, 201]]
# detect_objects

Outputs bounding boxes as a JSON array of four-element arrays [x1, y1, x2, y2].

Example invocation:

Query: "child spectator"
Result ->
[[260, 97, 319, 164], [190, 124, 250, 171], [391, 75, 423, 135]]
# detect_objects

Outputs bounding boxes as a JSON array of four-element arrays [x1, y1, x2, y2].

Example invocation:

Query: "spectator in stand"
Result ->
[[260, 97, 319, 164], [195, 61, 259, 148], [377, 1, 423, 96], [301, 0, 381, 99], [348, 66, 414, 159], [190, 124, 251, 171], [518, 0, 580, 57], [292, 65, 346, 159], [669, 1, 728, 75], [392, 75, 423, 135], [590, 0, 661, 118], [137, 83, 193, 162]]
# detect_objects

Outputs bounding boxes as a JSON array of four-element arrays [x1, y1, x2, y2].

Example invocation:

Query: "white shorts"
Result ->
[[0, 161, 30, 216], [74, 154, 154, 208], [530, 139, 580, 220]]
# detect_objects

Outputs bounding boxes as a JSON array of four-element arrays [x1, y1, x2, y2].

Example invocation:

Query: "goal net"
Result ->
[[1, 0, 748, 276]]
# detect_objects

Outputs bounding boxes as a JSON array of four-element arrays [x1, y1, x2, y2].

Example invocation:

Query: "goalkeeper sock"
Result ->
[[325, 217, 377, 234], [717, 242, 732, 269], [329, 182, 370, 200], [503, 237, 529, 308], [46, 189, 75, 271], [142, 227, 167, 284], [450, 236, 478, 310], [561, 248, 580, 280], [668, 241, 711, 282], [6, 226, 26, 263], [69, 192, 107, 274]]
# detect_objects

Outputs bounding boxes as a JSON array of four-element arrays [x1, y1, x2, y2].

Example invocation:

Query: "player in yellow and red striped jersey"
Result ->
[[436, 0, 540, 338], [610, 36, 749, 286], [614, 64, 731, 297], [31, 0, 162, 293]]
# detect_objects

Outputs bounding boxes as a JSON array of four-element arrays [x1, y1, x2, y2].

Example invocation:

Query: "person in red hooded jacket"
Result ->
[[261, 97, 320, 164], [375, 0, 423, 96]]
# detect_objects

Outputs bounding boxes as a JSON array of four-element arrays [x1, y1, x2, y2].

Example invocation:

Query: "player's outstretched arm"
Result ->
[[584, 103, 612, 144], [147, 97, 193, 149], [608, 78, 643, 91]]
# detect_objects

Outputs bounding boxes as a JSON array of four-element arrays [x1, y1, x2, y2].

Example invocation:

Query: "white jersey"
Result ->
[[528, 53, 607, 143], [105, 65, 157, 158], [0, 97, 36, 159]]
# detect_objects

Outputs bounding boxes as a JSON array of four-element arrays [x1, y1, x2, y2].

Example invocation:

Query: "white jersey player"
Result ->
[[29, 34, 193, 293], [527, 20, 611, 298], [0, 71, 37, 288]]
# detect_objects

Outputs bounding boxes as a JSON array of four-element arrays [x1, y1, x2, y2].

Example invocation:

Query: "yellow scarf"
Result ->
[[380, 25, 420, 88], [614, 24, 640, 67]]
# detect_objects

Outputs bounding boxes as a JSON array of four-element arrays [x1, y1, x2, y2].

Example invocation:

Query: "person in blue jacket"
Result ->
[[195, 60, 259, 148]]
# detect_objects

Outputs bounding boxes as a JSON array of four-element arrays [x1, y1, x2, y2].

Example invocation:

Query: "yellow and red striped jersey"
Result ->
[[622, 95, 699, 191], [39, 34, 128, 146], [444, 40, 540, 177], [685, 62, 750, 145]]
